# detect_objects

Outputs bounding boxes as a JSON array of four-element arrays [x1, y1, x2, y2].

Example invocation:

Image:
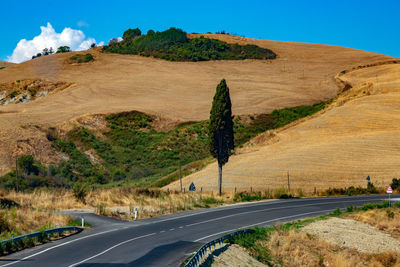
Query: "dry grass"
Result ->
[[0, 206, 69, 240], [348, 208, 400, 240], [0, 35, 394, 175], [266, 229, 400, 267], [169, 62, 400, 192], [0, 188, 236, 220]]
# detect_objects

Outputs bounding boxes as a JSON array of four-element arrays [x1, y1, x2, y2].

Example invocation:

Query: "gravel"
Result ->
[[302, 217, 400, 253]]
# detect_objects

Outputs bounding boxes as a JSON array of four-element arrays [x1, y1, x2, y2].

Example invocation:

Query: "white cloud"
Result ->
[[8, 23, 103, 63]]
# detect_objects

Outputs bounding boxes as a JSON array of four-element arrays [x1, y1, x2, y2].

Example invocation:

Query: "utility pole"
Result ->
[[179, 162, 182, 193], [287, 171, 290, 194], [15, 157, 19, 192]]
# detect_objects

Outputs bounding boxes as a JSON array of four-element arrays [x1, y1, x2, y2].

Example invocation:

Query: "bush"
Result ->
[[390, 178, 399, 190], [332, 207, 342, 215], [56, 46, 70, 53], [18, 155, 39, 175], [8, 90, 18, 98], [386, 209, 395, 219], [73, 183, 88, 204], [69, 54, 94, 64]]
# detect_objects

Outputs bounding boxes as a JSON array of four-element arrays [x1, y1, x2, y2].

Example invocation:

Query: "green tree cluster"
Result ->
[[103, 27, 276, 62]]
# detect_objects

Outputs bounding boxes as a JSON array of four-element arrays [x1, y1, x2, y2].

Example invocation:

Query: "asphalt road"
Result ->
[[0, 195, 395, 267]]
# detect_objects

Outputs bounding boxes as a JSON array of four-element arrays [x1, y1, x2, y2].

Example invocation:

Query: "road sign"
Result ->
[[387, 186, 393, 194], [189, 182, 196, 192], [366, 176, 370, 181]]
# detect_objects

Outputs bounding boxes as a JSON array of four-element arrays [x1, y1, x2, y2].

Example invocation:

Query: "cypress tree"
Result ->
[[208, 79, 234, 196]]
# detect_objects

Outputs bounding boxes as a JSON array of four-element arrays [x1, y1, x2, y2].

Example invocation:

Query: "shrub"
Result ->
[[332, 207, 342, 215], [69, 54, 94, 64], [18, 155, 39, 175], [8, 90, 18, 98], [57, 46, 71, 53], [367, 182, 378, 193], [386, 209, 395, 219], [73, 183, 88, 204], [390, 178, 399, 190]]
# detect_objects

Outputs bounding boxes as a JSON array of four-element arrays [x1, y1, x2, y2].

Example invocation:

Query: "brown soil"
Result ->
[[0, 35, 395, 175]]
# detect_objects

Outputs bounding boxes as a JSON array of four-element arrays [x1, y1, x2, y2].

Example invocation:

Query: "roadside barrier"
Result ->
[[0, 226, 83, 249], [185, 228, 254, 267]]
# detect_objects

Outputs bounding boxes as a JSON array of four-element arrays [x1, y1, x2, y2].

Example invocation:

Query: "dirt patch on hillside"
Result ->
[[302, 217, 400, 253], [0, 79, 71, 105]]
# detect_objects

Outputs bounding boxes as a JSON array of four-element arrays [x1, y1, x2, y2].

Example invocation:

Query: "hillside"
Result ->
[[0, 61, 14, 68], [167, 61, 400, 192], [0, 33, 395, 176]]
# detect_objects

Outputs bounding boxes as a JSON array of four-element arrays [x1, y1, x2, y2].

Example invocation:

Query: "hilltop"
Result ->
[[0, 61, 14, 69], [0, 33, 395, 178]]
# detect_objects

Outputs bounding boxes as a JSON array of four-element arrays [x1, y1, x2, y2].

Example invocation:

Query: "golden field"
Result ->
[[0, 34, 395, 175]]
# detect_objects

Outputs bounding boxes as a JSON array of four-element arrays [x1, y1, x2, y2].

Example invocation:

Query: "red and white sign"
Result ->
[[387, 186, 393, 194]]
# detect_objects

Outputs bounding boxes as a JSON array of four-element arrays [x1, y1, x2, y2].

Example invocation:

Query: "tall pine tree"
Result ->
[[208, 79, 234, 195]]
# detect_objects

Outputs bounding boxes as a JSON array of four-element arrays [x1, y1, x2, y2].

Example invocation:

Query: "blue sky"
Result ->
[[2, 0, 399, 62]]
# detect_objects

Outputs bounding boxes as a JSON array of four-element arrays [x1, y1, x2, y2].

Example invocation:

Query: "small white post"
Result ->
[[81, 217, 84, 227], [134, 208, 138, 220]]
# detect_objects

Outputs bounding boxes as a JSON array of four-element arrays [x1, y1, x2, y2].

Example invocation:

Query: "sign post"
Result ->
[[366, 176, 370, 192], [387, 185, 393, 207], [189, 182, 196, 206]]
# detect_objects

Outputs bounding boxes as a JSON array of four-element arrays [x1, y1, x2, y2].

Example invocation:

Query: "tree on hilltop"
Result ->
[[123, 28, 142, 41], [208, 79, 234, 196]]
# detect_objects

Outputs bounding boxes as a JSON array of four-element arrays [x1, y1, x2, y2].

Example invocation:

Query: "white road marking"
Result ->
[[185, 199, 376, 228], [169, 228, 175, 231], [160, 230, 166, 233], [179, 226, 183, 229], [194, 209, 334, 242], [0, 228, 119, 267], [68, 232, 156, 267]]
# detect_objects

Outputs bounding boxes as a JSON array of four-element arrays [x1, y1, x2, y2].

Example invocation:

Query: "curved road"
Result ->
[[0, 195, 395, 266]]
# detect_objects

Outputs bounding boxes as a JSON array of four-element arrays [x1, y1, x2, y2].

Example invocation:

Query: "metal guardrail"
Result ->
[[0, 226, 83, 246], [185, 228, 255, 267]]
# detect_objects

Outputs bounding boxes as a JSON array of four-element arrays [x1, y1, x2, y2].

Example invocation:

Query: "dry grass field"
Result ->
[[168, 62, 400, 192], [0, 34, 395, 175], [0, 61, 14, 68]]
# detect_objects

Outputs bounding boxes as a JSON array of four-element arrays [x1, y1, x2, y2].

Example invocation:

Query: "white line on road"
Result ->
[[194, 209, 333, 242], [0, 228, 120, 267], [68, 232, 156, 267], [185, 199, 376, 228]]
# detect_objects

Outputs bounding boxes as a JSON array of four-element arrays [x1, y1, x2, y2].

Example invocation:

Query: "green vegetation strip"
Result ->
[[103, 27, 276, 62], [0, 101, 329, 190]]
